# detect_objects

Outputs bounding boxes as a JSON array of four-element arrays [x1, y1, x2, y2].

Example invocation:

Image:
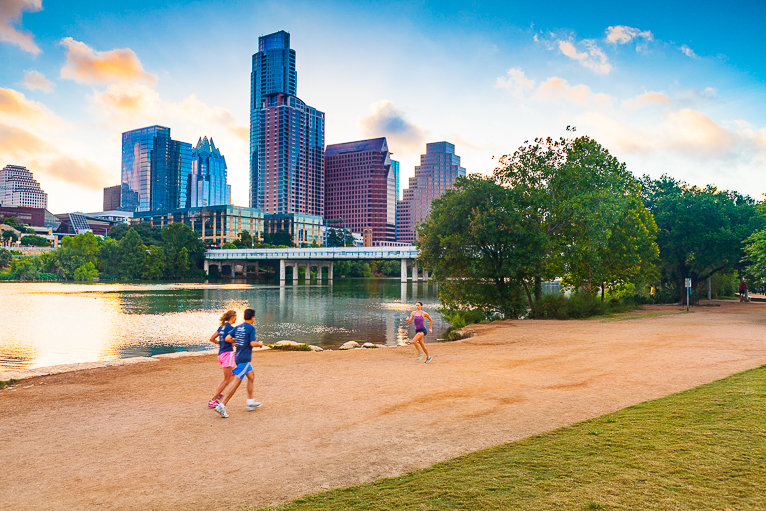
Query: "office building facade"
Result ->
[[0, 165, 47, 209], [188, 136, 231, 208], [103, 185, 121, 211], [250, 31, 325, 217], [396, 141, 466, 243], [325, 137, 395, 242], [121, 125, 192, 212]]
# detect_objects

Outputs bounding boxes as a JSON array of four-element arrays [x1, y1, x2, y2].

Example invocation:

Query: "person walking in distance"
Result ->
[[407, 301, 434, 363], [215, 308, 263, 418], [208, 310, 237, 408]]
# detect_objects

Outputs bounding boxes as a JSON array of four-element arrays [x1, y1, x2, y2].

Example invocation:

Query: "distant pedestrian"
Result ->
[[207, 310, 237, 408], [407, 301, 433, 363], [739, 280, 748, 302], [215, 308, 263, 418]]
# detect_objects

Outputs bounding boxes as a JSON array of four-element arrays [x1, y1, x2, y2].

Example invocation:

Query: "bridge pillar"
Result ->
[[254, 261, 259, 276], [412, 261, 419, 281], [204, 259, 210, 276], [328, 261, 333, 281], [316, 263, 322, 283], [401, 259, 408, 283], [279, 259, 286, 282], [230, 264, 236, 278], [423, 269, 429, 281]]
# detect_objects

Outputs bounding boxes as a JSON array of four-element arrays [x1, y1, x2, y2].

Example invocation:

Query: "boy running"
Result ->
[[215, 308, 263, 418]]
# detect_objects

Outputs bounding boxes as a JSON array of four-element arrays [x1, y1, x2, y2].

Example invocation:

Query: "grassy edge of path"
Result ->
[[259, 365, 766, 511]]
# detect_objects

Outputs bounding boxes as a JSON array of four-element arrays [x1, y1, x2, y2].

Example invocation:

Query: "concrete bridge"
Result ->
[[204, 246, 428, 283]]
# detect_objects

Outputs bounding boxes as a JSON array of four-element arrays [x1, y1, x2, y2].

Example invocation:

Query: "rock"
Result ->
[[309, 345, 323, 352], [362, 342, 385, 349], [274, 340, 302, 346], [338, 341, 360, 350]]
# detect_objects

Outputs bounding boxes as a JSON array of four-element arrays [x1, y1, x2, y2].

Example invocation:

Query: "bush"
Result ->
[[530, 292, 640, 319], [20, 234, 50, 247], [269, 343, 312, 351]]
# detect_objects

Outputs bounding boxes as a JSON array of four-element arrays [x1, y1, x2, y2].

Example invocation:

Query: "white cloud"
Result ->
[[360, 101, 426, 151], [558, 39, 612, 74], [532, 76, 613, 107], [605, 26, 653, 47], [22, 69, 55, 93], [60, 38, 157, 85], [680, 45, 697, 58], [494, 67, 535, 99], [0, 0, 41, 55], [622, 91, 673, 109]]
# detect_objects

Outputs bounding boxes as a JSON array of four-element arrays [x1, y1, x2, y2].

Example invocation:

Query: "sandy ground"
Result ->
[[2, 301, 765, 511]]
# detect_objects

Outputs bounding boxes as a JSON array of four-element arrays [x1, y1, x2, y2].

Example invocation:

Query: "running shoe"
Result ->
[[218, 394, 224, 399], [417, 353, 423, 361], [247, 402, 263, 411], [425, 356, 433, 364], [207, 399, 219, 408], [215, 403, 229, 418]]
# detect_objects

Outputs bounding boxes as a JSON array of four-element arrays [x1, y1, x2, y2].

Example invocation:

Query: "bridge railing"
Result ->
[[205, 246, 419, 260]]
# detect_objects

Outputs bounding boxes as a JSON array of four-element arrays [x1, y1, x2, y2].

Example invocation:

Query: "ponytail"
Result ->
[[219, 310, 236, 326]]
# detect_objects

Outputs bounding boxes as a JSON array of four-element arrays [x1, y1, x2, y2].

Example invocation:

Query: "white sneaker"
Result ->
[[416, 353, 423, 361], [425, 356, 433, 364], [215, 403, 229, 418], [247, 402, 263, 411]]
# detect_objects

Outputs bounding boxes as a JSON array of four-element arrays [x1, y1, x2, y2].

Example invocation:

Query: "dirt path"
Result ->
[[2, 302, 765, 510]]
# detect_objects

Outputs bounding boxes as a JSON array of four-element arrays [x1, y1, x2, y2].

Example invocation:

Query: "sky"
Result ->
[[1, 0, 765, 213]]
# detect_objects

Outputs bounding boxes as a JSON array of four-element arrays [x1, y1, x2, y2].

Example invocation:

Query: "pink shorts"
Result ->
[[218, 351, 235, 368]]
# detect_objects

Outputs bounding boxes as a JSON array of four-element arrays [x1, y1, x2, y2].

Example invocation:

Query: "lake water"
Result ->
[[0, 279, 446, 371]]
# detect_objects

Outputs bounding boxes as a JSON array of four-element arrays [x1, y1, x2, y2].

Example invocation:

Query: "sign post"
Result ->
[[685, 278, 692, 311]]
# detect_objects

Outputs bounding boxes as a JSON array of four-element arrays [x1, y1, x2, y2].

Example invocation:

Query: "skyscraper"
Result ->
[[250, 31, 325, 216], [121, 126, 192, 212], [391, 158, 400, 238], [0, 165, 47, 209], [396, 142, 466, 243], [103, 185, 121, 211], [188, 136, 231, 208], [325, 137, 395, 242]]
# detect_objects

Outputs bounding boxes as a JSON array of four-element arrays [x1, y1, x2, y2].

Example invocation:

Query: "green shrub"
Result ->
[[269, 343, 312, 351], [530, 292, 641, 319]]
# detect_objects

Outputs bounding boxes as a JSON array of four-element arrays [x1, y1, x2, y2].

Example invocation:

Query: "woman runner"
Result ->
[[407, 301, 433, 363], [208, 310, 237, 407]]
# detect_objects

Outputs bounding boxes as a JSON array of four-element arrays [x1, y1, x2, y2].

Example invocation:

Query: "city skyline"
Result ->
[[0, 1, 764, 213]]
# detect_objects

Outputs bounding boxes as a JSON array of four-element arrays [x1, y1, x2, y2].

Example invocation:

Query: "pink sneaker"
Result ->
[[218, 394, 224, 399], [208, 400, 219, 408]]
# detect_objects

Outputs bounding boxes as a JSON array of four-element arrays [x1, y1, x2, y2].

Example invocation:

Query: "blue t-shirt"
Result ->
[[217, 323, 235, 354], [233, 322, 257, 364]]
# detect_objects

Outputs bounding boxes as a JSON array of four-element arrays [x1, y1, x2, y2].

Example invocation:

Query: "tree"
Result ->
[[263, 230, 293, 247], [418, 175, 547, 318], [2, 230, 19, 244], [233, 230, 253, 248], [641, 175, 763, 301], [0, 248, 11, 269], [222, 242, 237, 249], [120, 228, 148, 280], [20, 235, 50, 247], [12, 257, 41, 281], [161, 223, 204, 277], [97, 237, 122, 277], [325, 227, 355, 247], [142, 245, 167, 280], [51, 232, 99, 279], [108, 222, 164, 246], [73, 262, 98, 281]]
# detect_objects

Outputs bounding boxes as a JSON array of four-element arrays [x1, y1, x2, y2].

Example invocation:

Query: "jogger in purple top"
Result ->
[[407, 301, 433, 363]]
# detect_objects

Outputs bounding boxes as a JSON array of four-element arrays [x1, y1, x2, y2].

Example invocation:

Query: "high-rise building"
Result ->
[[396, 142, 466, 243], [391, 159, 400, 238], [250, 31, 325, 217], [103, 185, 121, 211], [121, 125, 191, 212], [0, 165, 47, 209], [325, 138, 395, 242], [188, 136, 231, 208]]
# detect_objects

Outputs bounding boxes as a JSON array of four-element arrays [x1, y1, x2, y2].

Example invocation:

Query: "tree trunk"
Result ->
[[534, 276, 542, 302]]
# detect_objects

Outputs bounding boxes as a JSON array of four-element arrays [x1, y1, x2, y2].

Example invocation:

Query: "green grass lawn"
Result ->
[[260, 365, 766, 511]]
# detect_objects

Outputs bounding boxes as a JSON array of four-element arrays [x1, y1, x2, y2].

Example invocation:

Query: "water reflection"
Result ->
[[0, 280, 445, 371]]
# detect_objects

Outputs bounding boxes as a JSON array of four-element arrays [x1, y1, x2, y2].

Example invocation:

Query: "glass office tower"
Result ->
[[250, 30, 325, 217], [121, 126, 192, 212], [188, 136, 231, 208], [250, 30, 297, 208], [396, 142, 465, 243], [391, 159, 400, 239]]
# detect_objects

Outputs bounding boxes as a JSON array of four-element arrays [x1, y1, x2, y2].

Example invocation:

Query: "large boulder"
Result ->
[[309, 345, 323, 352], [274, 340, 302, 346], [362, 342, 385, 349], [338, 341, 360, 350]]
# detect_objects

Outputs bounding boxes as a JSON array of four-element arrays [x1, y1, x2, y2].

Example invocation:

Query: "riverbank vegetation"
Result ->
[[261, 365, 766, 511], [418, 130, 764, 319]]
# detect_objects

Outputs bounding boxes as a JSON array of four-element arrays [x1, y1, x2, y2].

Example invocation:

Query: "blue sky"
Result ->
[[1, 0, 765, 212]]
